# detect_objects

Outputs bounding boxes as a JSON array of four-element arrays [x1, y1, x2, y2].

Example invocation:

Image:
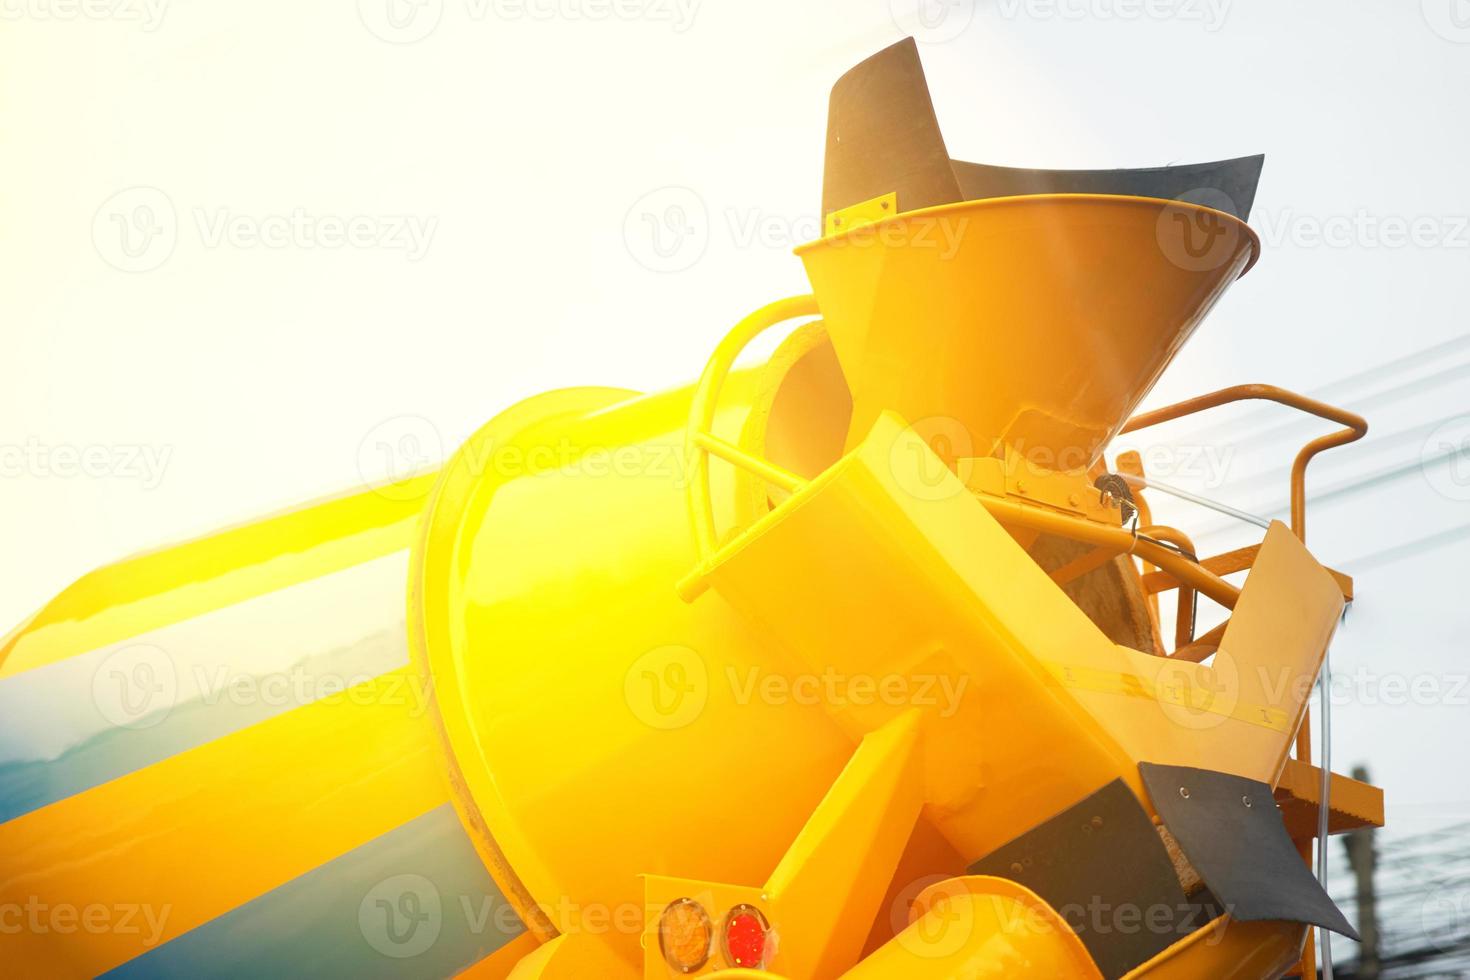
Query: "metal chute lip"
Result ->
[[793, 192, 1263, 278]]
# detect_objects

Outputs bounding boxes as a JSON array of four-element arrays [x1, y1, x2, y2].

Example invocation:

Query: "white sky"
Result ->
[[2, 0, 1467, 858]]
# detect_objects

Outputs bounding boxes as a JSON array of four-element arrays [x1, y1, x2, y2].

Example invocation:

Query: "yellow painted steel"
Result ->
[[411, 379, 862, 971], [0, 665, 447, 976], [2, 171, 1381, 980], [0, 482, 452, 977], [796, 194, 1260, 463], [409, 336, 1364, 980], [638, 711, 926, 980], [0, 475, 435, 679], [401, 183, 1370, 979], [1121, 917, 1307, 980], [458, 933, 544, 978], [841, 876, 1102, 979], [692, 412, 1340, 855]]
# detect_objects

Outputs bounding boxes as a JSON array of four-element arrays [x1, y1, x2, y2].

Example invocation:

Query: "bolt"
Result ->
[[1242, 795, 1253, 808], [1091, 816, 1104, 829], [1010, 862, 1024, 875], [1179, 786, 1191, 800]]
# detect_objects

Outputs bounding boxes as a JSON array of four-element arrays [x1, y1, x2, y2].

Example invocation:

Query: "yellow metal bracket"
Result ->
[[823, 192, 898, 237], [963, 454, 1124, 525], [641, 712, 925, 979]]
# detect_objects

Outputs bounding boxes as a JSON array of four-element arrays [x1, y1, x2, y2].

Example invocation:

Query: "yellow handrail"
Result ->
[[682, 297, 818, 595], [1120, 384, 1369, 542]]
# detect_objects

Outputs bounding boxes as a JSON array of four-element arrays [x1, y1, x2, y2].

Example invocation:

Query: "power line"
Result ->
[[1326, 812, 1470, 979]]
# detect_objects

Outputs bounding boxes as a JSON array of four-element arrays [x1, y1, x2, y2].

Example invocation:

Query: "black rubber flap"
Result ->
[[968, 779, 1204, 980], [822, 38, 961, 218], [950, 156, 1265, 221], [821, 39, 1264, 221], [1139, 763, 1359, 940]]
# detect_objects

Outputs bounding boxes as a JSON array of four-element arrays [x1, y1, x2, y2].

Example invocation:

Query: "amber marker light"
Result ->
[[659, 897, 713, 974]]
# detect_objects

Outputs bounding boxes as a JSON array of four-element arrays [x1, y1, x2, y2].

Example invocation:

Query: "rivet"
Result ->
[[1242, 795, 1253, 808], [1010, 862, 1024, 875], [1179, 786, 1191, 800], [1091, 816, 1104, 829]]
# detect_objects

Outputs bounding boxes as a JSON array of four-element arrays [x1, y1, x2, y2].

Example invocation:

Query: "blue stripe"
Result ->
[[0, 623, 409, 825], [102, 803, 524, 980]]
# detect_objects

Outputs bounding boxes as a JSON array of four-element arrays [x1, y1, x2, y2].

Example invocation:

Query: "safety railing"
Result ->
[[1119, 384, 1369, 544]]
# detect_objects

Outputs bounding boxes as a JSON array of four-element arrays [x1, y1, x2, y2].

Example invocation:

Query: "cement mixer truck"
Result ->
[[0, 38, 1383, 980]]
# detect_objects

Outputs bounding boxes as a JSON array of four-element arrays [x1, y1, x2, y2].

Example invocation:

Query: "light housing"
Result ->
[[658, 897, 713, 974], [722, 904, 771, 969]]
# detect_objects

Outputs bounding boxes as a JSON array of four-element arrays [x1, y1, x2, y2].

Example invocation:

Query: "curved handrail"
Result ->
[[1120, 384, 1368, 542], [680, 296, 819, 598]]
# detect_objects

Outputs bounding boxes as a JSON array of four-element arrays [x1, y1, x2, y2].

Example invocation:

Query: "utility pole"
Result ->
[[1342, 765, 1380, 979]]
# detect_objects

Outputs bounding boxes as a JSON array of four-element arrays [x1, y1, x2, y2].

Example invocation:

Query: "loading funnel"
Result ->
[[800, 39, 1262, 465]]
